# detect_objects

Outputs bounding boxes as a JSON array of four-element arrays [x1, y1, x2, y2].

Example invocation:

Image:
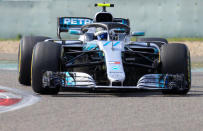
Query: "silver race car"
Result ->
[[18, 3, 191, 95]]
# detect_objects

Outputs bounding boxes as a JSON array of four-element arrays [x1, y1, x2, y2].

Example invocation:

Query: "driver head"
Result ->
[[95, 30, 108, 40]]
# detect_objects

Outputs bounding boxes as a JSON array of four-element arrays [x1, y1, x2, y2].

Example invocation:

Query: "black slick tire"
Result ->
[[31, 41, 61, 94], [18, 36, 50, 85], [160, 43, 191, 94]]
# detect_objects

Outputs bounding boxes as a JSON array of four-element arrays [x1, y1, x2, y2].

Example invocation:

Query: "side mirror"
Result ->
[[131, 31, 145, 36], [69, 29, 82, 35]]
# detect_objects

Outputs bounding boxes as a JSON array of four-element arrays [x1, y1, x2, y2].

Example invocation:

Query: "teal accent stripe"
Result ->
[[84, 44, 97, 50], [69, 30, 80, 35], [66, 72, 70, 77], [104, 41, 111, 46], [113, 41, 120, 46]]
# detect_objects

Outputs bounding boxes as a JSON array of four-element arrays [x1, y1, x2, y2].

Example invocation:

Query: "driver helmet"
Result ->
[[95, 30, 108, 40]]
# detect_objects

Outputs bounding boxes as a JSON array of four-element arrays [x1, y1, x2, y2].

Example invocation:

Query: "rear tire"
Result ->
[[136, 37, 168, 47], [160, 43, 191, 94], [18, 36, 50, 85], [31, 42, 61, 94]]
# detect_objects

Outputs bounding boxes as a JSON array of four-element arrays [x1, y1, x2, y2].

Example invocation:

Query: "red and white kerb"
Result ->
[[0, 89, 22, 106]]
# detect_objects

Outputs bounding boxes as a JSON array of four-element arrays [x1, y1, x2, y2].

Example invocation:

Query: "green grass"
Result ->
[[167, 38, 203, 42], [0, 34, 22, 41], [192, 62, 203, 68], [0, 38, 20, 41]]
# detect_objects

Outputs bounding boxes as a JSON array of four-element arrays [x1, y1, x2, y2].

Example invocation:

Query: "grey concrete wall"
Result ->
[[0, 0, 202, 38]]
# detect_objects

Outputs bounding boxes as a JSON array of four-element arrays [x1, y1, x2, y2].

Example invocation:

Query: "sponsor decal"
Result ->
[[108, 61, 121, 64], [63, 18, 92, 25], [112, 65, 120, 70]]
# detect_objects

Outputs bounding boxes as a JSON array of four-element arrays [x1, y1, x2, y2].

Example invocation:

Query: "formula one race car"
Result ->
[[18, 3, 191, 95]]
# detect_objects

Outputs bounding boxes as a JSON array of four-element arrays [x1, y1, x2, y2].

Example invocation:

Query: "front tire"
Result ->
[[160, 43, 191, 94], [31, 41, 61, 94]]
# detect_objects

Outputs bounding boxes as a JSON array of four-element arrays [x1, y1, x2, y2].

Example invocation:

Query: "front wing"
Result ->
[[42, 71, 187, 91]]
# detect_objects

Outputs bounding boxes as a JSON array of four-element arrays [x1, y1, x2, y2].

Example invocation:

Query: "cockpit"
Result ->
[[81, 22, 130, 41]]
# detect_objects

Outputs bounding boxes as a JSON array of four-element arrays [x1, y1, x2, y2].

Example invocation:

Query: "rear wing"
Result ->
[[57, 17, 93, 39], [57, 17, 130, 39], [113, 18, 130, 26]]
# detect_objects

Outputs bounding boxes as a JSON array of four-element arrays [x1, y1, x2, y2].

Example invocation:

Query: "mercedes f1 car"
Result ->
[[18, 3, 191, 95]]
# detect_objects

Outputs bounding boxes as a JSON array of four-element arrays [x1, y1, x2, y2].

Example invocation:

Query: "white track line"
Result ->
[[0, 85, 40, 113], [0, 92, 22, 99]]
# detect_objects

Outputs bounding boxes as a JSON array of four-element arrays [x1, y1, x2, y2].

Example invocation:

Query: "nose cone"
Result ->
[[98, 41, 125, 86]]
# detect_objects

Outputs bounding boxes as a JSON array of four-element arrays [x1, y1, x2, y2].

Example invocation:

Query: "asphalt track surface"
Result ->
[[0, 70, 203, 131]]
